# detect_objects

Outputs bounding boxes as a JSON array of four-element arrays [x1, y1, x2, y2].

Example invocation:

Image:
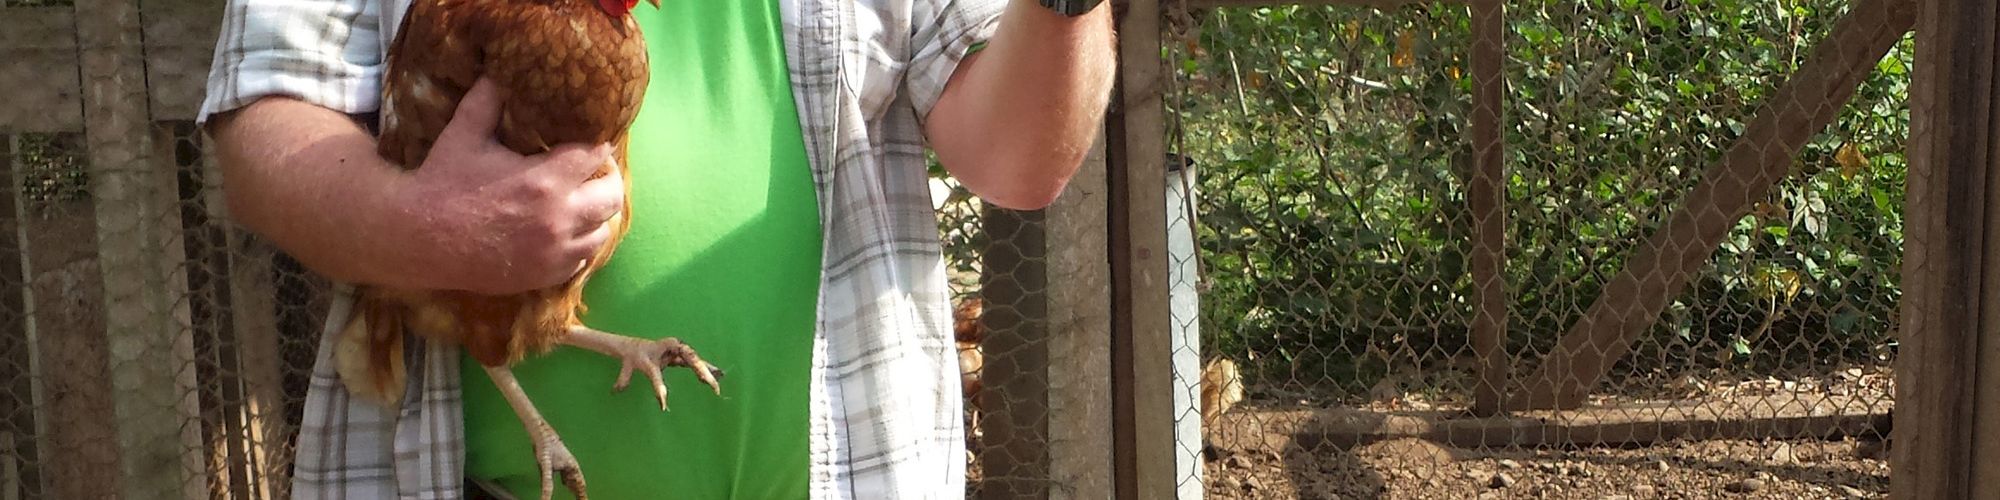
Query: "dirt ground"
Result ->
[[1202, 369, 1895, 500], [1204, 435, 1888, 499], [963, 367, 1894, 499]]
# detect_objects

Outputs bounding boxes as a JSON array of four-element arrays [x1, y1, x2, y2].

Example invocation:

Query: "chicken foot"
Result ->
[[481, 365, 588, 500], [562, 325, 725, 411]]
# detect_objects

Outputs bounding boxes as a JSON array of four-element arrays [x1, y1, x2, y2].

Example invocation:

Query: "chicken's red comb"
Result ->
[[597, 0, 655, 16]]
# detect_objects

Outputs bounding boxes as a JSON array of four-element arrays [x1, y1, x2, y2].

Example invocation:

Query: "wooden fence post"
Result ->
[[977, 137, 1114, 499], [1895, 0, 2000, 497], [0, 136, 36, 500], [1110, 0, 1175, 495], [13, 135, 121, 500], [73, 0, 204, 495], [204, 137, 292, 499], [1467, 0, 1508, 417]]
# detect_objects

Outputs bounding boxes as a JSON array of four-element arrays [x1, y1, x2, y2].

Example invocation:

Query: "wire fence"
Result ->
[[1163, 0, 1907, 497], [0, 0, 1924, 497], [2, 0, 1112, 497]]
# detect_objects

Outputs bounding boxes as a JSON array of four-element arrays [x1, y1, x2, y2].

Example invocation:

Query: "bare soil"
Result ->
[[1203, 369, 1895, 500], [1205, 435, 1887, 499]]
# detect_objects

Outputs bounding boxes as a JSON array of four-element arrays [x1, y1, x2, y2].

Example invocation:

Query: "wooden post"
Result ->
[[1042, 138, 1113, 499], [1510, 0, 1917, 410], [977, 137, 1113, 500], [14, 134, 120, 500], [1110, 0, 1174, 495], [74, 0, 204, 495], [202, 130, 291, 499], [1466, 0, 1508, 417], [1895, 0, 2000, 497], [0, 136, 37, 500], [161, 119, 288, 499], [978, 205, 1053, 498]]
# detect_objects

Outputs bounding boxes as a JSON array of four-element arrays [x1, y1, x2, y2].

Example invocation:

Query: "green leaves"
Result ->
[[1164, 0, 1908, 394]]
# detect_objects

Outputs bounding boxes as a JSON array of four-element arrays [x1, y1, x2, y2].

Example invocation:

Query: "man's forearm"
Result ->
[[209, 97, 430, 289], [926, 0, 1117, 210]]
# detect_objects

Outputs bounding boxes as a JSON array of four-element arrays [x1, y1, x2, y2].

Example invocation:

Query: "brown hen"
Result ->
[[333, 0, 723, 498]]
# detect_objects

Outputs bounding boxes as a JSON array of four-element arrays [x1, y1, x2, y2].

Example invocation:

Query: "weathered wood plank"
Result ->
[[13, 134, 120, 500], [977, 204, 1052, 499], [203, 126, 291, 499], [1511, 0, 1918, 411], [1047, 136, 1113, 499], [0, 431, 18, 500], [73, 0, 204, 495], [1896, 0, 1999, 497], [138, 0, 224, 121], [1467, 0, 1507, 418], [0, 137, 38, 500], [1111, 0, 1175, 494], [0, 8, 83, 134], [973, 135, 1113, 500]]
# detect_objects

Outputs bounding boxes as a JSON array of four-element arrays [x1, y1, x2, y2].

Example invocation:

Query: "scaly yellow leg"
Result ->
[[561, 325, 725, 411], [482, 365, 588, 500]]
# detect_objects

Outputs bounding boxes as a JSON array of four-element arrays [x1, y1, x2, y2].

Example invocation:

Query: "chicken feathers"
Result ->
[[338, 0, 650, 406]]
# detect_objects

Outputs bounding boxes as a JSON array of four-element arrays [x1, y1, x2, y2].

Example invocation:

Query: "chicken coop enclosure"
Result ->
[[1, 0, 1998, 498]]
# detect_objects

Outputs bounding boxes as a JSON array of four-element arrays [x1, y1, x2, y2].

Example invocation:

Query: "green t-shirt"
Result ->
[[459, 1, 820, 498]]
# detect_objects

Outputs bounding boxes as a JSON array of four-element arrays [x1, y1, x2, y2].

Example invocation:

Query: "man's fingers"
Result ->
[[571, 171, 625, 235], [567, 221, 615, 265], [529, 142, 617, 183], [439, 78, 505, 147]]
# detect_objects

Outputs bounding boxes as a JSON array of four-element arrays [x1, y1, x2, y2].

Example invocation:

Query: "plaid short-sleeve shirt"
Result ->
[[196, 0, 1004, 497]]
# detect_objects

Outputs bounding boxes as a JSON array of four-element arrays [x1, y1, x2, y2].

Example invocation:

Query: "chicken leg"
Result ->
[[482, 364, 589, 500], [561, 325, 725, 410], [476, 327, 722, 500]]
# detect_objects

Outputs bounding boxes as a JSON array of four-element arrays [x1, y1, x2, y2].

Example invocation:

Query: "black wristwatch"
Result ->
[[1039, 0, 1103, 16]]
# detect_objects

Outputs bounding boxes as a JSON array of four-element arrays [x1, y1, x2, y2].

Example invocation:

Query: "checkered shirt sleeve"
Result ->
[[197, 0, 394, 124]]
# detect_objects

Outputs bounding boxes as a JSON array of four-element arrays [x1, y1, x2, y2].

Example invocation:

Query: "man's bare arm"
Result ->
[[208, 79, 625, 295], [925, 0, 1117, 210]]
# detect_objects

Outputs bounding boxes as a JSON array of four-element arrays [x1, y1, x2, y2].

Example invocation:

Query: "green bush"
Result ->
[[1167, 0, 1907, 400]]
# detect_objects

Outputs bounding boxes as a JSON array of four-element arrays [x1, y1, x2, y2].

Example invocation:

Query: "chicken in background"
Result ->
[[955, 296, 985, 459], [1201, 357, 1244, 433], [955, 296, 985, 399]]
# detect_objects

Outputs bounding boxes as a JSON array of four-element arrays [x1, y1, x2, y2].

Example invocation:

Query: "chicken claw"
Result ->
[[481, 365, 590, 500], [564, 326, 725, 411]]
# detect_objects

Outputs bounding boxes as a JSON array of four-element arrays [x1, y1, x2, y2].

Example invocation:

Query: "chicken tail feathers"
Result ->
[[335, 294, 409, 408]]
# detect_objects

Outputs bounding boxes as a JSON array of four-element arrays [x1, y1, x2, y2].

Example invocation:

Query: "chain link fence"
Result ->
[[1165, 0, 1908, 497]]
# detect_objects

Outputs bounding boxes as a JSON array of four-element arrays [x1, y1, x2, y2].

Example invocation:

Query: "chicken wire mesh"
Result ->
[[0, 123, 333, 500], [1164, 0, 1907, 497], [3, 0, 1108, 498], [0, 0, 360, 498], [0, 0, 1930, 497], [940, 147, 1117, 499]]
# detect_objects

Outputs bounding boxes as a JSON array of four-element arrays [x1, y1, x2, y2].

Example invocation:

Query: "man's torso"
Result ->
[[458, 2, 822, 497]]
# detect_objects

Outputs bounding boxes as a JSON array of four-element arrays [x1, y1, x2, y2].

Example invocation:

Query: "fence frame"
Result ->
[[1893, 0, 2000, 497], [1109, 0, 1177, 496]]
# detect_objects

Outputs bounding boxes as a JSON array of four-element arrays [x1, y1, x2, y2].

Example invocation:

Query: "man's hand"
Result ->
[[394, 78, 624, 294], [209, 78, 622, 295]]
